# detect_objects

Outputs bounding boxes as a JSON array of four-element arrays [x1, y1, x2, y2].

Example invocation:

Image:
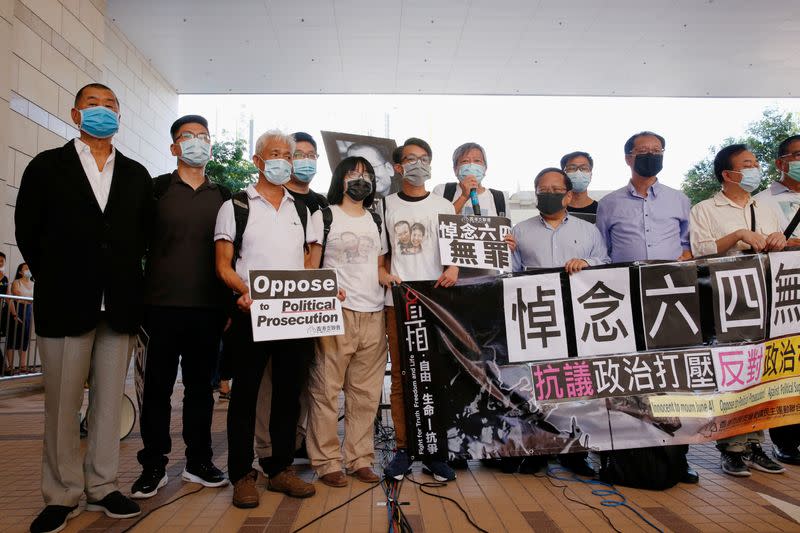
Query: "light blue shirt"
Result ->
[[596, 180, 691, 263], [511, 213, 610, 272]]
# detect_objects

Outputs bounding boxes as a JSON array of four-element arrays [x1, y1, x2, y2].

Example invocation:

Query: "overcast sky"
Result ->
[[180, 94, 800, 195]]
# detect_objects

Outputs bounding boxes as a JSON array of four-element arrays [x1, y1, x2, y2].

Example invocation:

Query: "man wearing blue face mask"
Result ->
[[214, 130, 320, 506], [561, 151, 598, 221], [132, 115, 230, 500], [690, 144, 786, 258], [16, 83, 151, 533], [286, 132, 328, 214], [755, 135, 800, 248], [434, 142, 508, 218]]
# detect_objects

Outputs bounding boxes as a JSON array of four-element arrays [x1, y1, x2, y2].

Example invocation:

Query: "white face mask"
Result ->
[[0, 264, 5, 274], [23, 270, 32, 279]]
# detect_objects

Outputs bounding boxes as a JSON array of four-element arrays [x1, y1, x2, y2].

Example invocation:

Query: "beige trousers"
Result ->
[[306, 309, 387, 476], [38, 319, 133, 506]]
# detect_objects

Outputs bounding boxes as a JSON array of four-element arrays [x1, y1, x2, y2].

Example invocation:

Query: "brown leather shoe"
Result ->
[[319, 471, 347, 487], [268, 469, 316, 498], [351, 467, 380, 483], [232, 470, 259, 508]]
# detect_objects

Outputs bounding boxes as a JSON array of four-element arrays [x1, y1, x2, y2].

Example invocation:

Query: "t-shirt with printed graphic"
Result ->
[[754, 181, 800, 239], [382, 191, 455, 306], [311, 205, 388, 313]]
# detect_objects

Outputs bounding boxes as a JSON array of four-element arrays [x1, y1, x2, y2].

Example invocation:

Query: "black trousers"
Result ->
[[137, 306, 224, 469], [226, 309, 314, 482], [771, 424, 800, 452]]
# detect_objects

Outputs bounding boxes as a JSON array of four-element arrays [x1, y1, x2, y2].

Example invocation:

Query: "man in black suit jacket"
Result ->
[[15, 83, 152, 533]]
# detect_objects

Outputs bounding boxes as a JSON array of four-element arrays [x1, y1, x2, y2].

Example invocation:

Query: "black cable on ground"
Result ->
[[534, 470, 622, 533], [117, 485, 205, 533], [290, 480, 382, 533], [545, 466, 664, 533], [405, 475, 490, 533]]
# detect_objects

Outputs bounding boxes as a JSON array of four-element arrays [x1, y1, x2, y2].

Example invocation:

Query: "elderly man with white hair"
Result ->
[[214, 130, 320, 506]]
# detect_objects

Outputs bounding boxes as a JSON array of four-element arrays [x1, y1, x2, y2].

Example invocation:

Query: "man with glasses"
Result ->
[[596, 131, 692, 263], [133, 115, 229, 498], [756, 135, 800, 247], [379, 138, 459, 482], [596, 131, 697, 484], [561, 151, 598, 222], [754, 134, 800, 465], [690, 144, 786, 477], [286, 132, 328, 214]]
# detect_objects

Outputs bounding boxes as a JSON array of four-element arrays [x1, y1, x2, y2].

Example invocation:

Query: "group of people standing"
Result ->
[[13, 82, 800, 533]]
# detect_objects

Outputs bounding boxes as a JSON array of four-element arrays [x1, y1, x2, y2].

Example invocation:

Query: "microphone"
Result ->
[[469, 188, 481, 215]]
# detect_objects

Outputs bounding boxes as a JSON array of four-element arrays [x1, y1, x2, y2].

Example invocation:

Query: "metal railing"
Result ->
[[0, 294, 40, 379]]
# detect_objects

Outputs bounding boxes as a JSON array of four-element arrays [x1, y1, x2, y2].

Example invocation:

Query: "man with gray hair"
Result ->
[[215, 129, 319, 506], [433, 142, 508, 218]]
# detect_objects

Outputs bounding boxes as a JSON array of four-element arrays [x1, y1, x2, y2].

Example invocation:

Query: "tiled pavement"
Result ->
[[2, 378, 800, 532]]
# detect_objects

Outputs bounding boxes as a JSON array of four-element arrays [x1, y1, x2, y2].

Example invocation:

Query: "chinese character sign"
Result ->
[[763, 335, 800, 382], [708, 257, 767, 343], [438, 214, 512, 272], [569, 268, 636, 356], [769, 251, 800, 338], [712, 344, 764, 392], [503, 273, 568, 362], [639, 263, 702, 350]]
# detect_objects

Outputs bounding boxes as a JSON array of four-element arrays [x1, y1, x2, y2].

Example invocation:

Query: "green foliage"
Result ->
[[205, 138, 257, 192], [681, 108, 800, 205]]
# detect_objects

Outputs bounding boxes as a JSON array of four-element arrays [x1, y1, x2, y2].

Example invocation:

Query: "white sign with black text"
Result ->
[[248, 269, 344, 342], [437, 214, 512, 272]]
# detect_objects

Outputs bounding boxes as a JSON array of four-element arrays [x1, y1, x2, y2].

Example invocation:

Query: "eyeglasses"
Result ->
[[402, 155, 431, 165], [628, 148, 665, 156], [780, 151, 800, 161], [564, 165, 591, 173], [293, 151, 318, 160], [175, 132, 211, 143], [536, 187, 568, 194], [345, 171, 374, 181]]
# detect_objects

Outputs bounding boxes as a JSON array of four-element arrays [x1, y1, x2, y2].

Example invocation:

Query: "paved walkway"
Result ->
[[1, 378, 800, 532]]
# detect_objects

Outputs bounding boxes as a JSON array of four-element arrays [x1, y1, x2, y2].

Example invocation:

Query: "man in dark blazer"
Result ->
[[15, 83, 152, 533]]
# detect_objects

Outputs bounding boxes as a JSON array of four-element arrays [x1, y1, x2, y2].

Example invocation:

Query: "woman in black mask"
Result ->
[[305, 156, 389, 488]]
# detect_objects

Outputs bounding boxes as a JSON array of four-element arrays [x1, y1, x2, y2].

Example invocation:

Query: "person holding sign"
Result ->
[[303, 156, 388, 487], [214, 130, 320, 506], [689, 144, 786, 477], [512, 168, 609, 275], [380, 138, 460, 482]]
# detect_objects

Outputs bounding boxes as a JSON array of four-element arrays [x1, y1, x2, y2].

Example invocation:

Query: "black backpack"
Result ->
[[599, 445, 686, 490], [229, 190, 310, 267], [442, 182, 507, 216], [319, 206, 382, 266]]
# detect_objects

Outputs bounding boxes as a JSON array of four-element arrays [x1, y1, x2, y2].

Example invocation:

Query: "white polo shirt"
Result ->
[[689, 190, 781, 257], [214, 185, 319, 288], [754, 181, 800, 238]]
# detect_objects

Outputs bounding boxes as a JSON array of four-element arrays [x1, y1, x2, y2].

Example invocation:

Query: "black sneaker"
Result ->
[[745, 444, 786, 474], [131, 467, 168, 499], [86, 490, 141, 519], [720, 451, 750, 477], [422, 460, 456, 482], [30, 505, 80, 533], [182, 462, 229, 487], [384, 449, 412, 480]]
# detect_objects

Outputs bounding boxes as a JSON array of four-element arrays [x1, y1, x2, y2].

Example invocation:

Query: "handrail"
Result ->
[[0, 293, 40, 379]]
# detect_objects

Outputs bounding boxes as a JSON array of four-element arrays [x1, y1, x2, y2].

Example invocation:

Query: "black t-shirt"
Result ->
[[287, 188, 328, 215], [145, 171, 228, 308], [567, 200, 598, 224], [0, 275, 8, 296]]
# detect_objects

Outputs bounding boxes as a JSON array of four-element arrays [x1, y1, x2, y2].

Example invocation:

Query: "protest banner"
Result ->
[[437, 214, 513, 272], [248, 269, 343, 342], [393, 251, 800, 461]]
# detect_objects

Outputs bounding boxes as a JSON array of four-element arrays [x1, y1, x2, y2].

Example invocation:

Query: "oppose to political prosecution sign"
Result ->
[[248, 269, 344, 341], [437, 214, 513, 272], [392, 251, 800, 461]]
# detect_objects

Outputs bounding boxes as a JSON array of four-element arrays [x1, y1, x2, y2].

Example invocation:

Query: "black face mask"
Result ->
[[633, 153, 663, 178], [344, 178, 373, 202], [536, 192, 566, 216]]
